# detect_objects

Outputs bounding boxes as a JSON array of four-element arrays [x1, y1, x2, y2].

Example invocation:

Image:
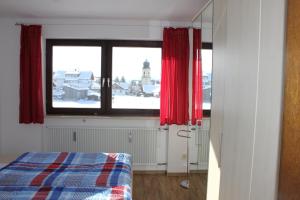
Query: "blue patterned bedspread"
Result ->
[[0, 186, 132, 200], [0, 152, 132, 200]]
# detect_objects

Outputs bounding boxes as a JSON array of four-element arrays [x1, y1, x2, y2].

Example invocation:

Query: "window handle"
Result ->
[[102, 77, 105, 88], [107, 78, 111, 88]]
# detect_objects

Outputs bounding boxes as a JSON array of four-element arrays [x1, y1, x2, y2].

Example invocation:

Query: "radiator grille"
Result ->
[[197, 123, 210, 169], [43, 123, 210, 170], [43, 127, 158, 165]]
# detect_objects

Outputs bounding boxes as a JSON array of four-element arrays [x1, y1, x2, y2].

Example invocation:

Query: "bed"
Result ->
[[0, 152, 132, 200]]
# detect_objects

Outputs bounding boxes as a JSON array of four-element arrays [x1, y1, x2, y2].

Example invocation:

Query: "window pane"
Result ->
[[202, 49, 212, 110], [112, 47, 162, 109], [52, 46, 101, 108]]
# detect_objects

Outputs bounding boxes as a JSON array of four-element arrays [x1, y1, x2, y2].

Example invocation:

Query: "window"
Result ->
[[46, 40, 212, 117], [52, 46, 102, 109], [46, 39, 162, 116], [202, 42, 213, 116], [112, 46, 161, 110]]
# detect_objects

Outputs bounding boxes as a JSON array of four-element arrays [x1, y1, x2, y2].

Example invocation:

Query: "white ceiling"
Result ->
[[0, 0, 209, 21]]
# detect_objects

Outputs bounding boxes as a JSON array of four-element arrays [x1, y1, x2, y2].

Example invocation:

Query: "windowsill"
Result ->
[[45, 114, 211, 120], [45, 114, 160, 120], [45, 110, 210, 119], [44, 115, 210, 128], [44, 115, 161, 128]]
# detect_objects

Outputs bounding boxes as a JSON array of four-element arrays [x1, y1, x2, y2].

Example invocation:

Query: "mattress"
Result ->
[[0, 152, 132, 200]]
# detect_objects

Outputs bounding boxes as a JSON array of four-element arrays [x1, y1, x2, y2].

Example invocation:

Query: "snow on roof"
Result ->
[[143, 84, 155, 94], [113, 82, 129, 90], [79, 71, 94, 80], [64, 84, 89, 90], [65, 77, 78, 81], [65, 71, 80, 75], [131, 80, 141, 85], [119, 82, 129, 90], [53, 89, 65, 96], [91, 82, 100, 90], [143, 84, 160, 94], [87, 90, 100, 97], [53, 71, 65, 79]]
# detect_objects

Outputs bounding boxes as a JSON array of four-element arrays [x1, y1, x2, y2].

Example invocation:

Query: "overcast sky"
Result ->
[[53, 46, 102, 76], [112, 47, 161, 81], [53, 46, 212, 82]]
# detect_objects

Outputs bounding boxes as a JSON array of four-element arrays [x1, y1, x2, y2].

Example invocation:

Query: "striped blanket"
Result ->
[[0, 186, 132, 200], [0, 152, 132, 200]]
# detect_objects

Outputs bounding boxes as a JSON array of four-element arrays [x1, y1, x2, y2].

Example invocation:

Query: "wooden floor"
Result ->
[[133, 173, 207, 200]]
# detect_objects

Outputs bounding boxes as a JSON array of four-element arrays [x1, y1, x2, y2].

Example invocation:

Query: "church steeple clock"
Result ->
[[142, 59, 151, 85]]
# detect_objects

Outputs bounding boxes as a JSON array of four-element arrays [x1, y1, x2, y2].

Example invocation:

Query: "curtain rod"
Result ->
[[15, 22, 201, 29], [15, 23, 42, 26]]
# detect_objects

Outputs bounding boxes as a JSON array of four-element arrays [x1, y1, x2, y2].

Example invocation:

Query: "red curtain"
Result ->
[[19, 25, 44, 124], [160, 28, 189, 125], [191, 29, 203, 125]]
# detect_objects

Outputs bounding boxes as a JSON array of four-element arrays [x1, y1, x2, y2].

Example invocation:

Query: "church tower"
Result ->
[[142, 59, 151, 85]]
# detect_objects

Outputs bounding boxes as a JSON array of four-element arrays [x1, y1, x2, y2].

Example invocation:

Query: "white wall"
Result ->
[[0, 18, 164, 155], [0, 18, 209, 172], [207, 0, 286, 199], [0, 18, 44, 154]]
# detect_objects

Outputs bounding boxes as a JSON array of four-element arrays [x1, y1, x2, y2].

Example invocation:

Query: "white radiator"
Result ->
[[43, 127, 160, 166], [196, 119, 210, 169], [43, 123, 210, 170]]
